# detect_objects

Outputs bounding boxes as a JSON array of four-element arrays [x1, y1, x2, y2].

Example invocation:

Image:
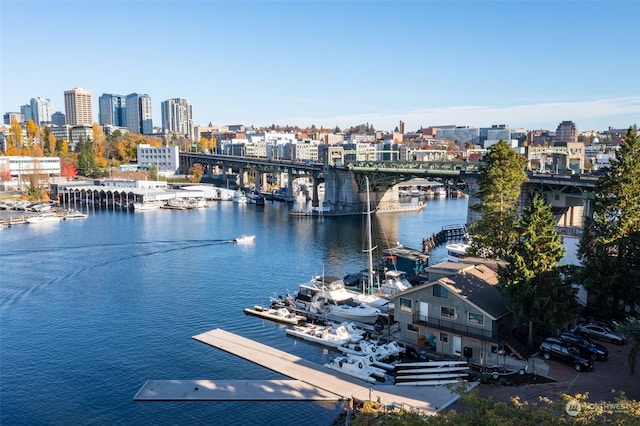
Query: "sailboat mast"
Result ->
[[365, 177, 374, 295]]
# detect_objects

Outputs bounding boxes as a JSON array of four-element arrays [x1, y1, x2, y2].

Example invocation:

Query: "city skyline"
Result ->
[[1, 1, 639, 133]]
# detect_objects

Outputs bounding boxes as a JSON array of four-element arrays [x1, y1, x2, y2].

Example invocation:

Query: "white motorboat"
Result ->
[[234, 235, 255, 244], [133, 201, 162, 211], [339, 339, 403, 363], [293, 276, 382, 325], [63, 210, 88, 220], [27, 213, 61, 224], [232, 191, 249, 204], [324, 355, 386, 383], [285, 324, 359, 348], [243, 305, 306, 325], [446, 242, 470, 262], [161, 198, 192, 210]]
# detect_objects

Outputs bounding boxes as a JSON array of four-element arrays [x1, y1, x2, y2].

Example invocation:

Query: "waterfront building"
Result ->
[[0, 156, 61, 182], [391, 261, 515, 365], [161, 98, 193, 140], [136, 143, 179, 177], [64, 88, 93, 126], [51, 111, 66, 126], [126, 93, 153, 135], [99, 94, 127, 127], [30, 97, 53, 125]]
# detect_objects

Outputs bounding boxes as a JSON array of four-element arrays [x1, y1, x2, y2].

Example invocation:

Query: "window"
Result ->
[[440, 332, 448, 343], [468, 312, 484, 325], [399, 298, 412, 313], [432, 284, 448, 299], [407, 324, 418, 332], [440, 306, 455, 319]]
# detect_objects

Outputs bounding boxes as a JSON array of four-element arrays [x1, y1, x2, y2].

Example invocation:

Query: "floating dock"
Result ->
[[135, 328, 476, 415]]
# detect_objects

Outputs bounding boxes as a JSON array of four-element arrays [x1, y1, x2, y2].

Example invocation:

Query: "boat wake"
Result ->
[[1, 239, 231, 310]]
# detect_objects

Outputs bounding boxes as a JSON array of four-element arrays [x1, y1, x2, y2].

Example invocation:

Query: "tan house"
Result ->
[[390, 262, 527, 366]]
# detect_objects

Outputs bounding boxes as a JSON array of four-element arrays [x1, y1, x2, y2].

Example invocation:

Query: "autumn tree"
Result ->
[[188, 163, 204, 183], [499, 194, 579, 348], [92, 123, 108, 168], [468, 140, 528, 259], [578, 126, 640, 314], [4, 119, 23, 154], [26, 119, 39, 148], [60, 158, 77, 180]]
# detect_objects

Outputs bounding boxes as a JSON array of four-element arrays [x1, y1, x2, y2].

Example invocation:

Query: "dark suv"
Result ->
[[558, 331, 608, 360], [539, 337, 593, 371]]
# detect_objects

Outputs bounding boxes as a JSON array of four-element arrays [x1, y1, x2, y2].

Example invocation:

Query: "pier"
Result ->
[[422, 224, 468, 252], [134, 328, 475, 415]]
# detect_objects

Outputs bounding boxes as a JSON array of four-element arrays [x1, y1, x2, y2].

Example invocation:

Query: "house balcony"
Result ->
[[412, 313, 501, 343]]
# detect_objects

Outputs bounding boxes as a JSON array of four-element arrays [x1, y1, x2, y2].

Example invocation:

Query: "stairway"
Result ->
[[503, 335, 529, 360]]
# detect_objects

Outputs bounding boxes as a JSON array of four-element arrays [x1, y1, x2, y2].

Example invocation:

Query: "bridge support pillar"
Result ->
[[311, 175, 320, 208], [285, 172, 295, 202]]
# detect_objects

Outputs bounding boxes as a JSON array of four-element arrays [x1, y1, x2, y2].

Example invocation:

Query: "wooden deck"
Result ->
[[134, 328, 475, 415]]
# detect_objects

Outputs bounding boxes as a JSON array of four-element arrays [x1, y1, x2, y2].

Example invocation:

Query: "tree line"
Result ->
[[468, 126, 639, 372]]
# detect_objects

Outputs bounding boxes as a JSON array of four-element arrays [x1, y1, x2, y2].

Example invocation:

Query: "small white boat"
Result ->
[[446, 242, 470, 262], [133, 201, 162, 211], [63, 211, 88, 220], [234, 235, 255, 244], [27, 213, 61, 224], [243, 305, 306, 325], [285, 324, 355, 348], [324, 355, 385, 383]]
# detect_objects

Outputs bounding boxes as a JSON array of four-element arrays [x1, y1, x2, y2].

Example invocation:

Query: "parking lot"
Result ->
[[471, 340, 639, 407]]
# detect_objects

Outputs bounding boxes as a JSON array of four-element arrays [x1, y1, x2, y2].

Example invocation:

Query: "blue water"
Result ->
[[0, 197, 468, 425]]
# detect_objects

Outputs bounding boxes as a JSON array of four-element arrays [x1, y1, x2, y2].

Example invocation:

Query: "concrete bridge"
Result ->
[[180, 151, 599, 227]]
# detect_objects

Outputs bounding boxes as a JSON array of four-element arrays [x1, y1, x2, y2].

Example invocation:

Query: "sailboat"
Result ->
[[348, 177, 412, 312]]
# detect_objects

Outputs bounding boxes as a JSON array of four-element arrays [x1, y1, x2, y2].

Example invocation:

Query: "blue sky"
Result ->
[[2, 0, 639, 133]]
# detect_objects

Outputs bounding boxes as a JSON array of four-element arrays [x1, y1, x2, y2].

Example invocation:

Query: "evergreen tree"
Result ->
[[468, 140, 528, 259], [499, 194, 578, 347], [578, 126, 640, 314], [617, 317, 640, 375]]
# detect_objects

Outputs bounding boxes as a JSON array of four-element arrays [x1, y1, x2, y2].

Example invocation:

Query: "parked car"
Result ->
[[539, 338, 593, 372], [576, 324, 626, 345], [558, 331, 609, 360]]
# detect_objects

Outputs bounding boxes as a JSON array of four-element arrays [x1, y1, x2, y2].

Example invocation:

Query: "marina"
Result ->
[[134, 328, 472, 415], [1, 195, 472, 425]]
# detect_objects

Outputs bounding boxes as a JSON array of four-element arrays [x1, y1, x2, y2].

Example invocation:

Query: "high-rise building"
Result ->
[[30, 97, 53, 125], [64, 87, 93, 126], [99, 94, 127, 127], [125, 93, 153, 135], [556, 120, 578, 143], [161, 98, 193, 139], [51, 111, 66, 126], [20, 104, 32, 123]]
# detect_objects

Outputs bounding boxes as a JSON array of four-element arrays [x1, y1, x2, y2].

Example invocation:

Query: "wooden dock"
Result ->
[[134, 328, 475, 415]]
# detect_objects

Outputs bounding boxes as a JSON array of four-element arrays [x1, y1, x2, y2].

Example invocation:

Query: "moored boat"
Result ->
[[243, 305, 306, 325], [446, 242, 470, 262], [323, 354, 386, 383], [63, 210, 88, 220], [285, 323, 359, 348], [293, 276, 382, 324], [27, 213, 61, 224]]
